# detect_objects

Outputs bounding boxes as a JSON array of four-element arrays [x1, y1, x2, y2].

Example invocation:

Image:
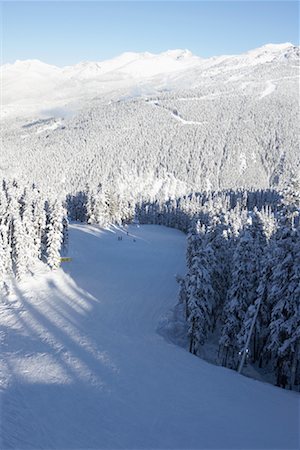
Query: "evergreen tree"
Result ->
[[219, 221, 262, 368], [186, 233, 215, 355], [11, 216, 27, 280], [45, 201, 63, 270], [267, 222, 300, 388]]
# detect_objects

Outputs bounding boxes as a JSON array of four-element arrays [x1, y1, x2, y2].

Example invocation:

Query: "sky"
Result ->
[[1, 1, 299, 66]]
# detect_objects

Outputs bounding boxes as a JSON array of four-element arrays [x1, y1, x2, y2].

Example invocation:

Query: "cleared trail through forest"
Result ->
[[149, 100, 207, 126], [0, 224, 299, 449]]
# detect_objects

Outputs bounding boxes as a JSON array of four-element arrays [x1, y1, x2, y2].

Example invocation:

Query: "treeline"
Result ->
[[66, 184, 136, 226], [0, 179, 68, 287], [135, 186, 300, 390]]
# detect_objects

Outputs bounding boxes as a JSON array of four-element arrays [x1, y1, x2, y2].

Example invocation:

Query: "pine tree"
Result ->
[[31, 189, 47, 260], [176, 275, 188, 320], [11, 216, 27, 280], [186, 233, 215, 355], [0, 228, 6, 288], [267, 222, 300, 388], [45, 201, 63, 270], [61, 215, 69, 255], [219, 221, 262, 368]]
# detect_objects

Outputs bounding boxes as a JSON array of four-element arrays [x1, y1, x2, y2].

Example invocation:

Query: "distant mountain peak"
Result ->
[[3, 43, 298, 70], [246, 42, 296, 59], [255, 42, 293, 51], [7, 59, 59, 70], [1, 43, 298, 119], [161, 49, 194, 59]]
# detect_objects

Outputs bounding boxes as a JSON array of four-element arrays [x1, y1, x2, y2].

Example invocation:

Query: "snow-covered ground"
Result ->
[[0, 225, 299, 449], [259, 80, 276, 99]]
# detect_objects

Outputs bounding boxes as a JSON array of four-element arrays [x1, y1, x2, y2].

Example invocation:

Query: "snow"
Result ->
[[1, 43, 298, 118], [246, 43, 293, 61], [0, 50, 202, 118], [239, 152, 247, 173], [260, 80, 276, 99], [172, 114, 206, 126], [149, 100, 207, 126], [1, 224, 298, 449]]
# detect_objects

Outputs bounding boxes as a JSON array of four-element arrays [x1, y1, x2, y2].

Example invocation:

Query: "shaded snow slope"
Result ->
[[1, 225, 298, 449]]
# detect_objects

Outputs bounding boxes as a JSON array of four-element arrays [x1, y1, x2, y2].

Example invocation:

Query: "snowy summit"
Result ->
[[1, 43, 298, 117]]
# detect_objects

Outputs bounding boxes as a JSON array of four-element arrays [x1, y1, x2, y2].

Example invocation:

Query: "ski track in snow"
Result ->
[[171, 114, 207, 126], [259, 75, 299, 100], [0, 224, 299, 449], [149, 100, 206, 126], [259, 80, 276, 99]]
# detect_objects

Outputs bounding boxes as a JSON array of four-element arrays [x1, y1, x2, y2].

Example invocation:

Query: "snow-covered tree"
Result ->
[[267, 221, 300, 388], [45, 201, 64, 270], [219, 220, 263, 368], [186, 231, 215, 354]]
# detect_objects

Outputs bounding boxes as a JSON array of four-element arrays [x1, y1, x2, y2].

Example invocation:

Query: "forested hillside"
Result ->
[[1, 44, 299, 197]]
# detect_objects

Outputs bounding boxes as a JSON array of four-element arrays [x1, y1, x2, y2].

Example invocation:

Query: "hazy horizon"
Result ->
[[2, 41, 298, 68]]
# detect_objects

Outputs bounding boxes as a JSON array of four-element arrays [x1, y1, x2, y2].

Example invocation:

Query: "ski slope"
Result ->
[[0, 225, 299, 449]]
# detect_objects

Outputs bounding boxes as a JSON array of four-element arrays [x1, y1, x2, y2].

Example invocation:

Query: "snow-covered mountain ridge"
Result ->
[[1, 43, 298, 117], [1, 43, 299, 195]]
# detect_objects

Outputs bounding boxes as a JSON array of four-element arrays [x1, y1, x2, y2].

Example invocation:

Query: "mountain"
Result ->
[[1, 49, 203, 117], [1, 43, 299, 196], [1, 43, 298, 117]]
